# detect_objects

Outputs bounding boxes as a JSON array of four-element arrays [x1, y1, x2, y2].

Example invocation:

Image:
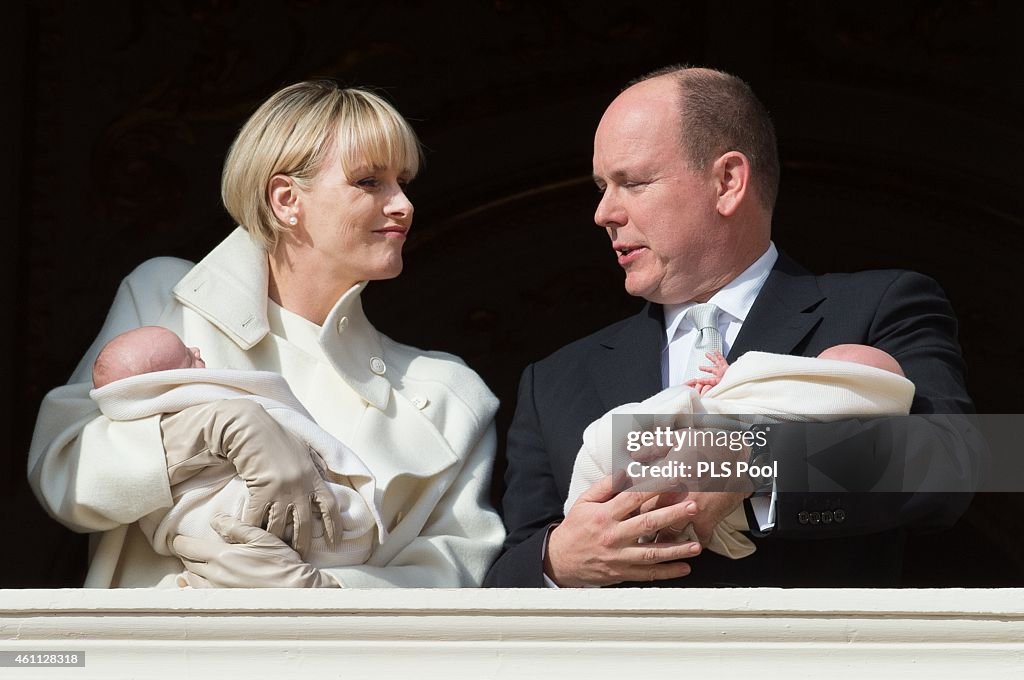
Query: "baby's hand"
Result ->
[[684, 351, 730, 395]]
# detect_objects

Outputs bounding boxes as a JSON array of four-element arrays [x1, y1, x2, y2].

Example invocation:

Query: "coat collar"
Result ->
[[172, 227, 391, 410]]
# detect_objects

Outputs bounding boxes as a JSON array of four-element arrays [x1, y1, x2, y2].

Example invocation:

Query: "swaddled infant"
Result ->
[[564, 344, 915, 559], [91, 326, 386, 583]]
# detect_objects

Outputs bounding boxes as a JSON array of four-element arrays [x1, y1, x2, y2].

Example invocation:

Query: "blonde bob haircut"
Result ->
[[221, 80, 422, 251]]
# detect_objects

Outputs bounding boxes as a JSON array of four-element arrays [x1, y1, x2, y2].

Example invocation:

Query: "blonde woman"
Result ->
[[28, 81, 504, 588]]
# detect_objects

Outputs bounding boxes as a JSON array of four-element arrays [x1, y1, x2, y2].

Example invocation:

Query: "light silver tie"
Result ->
[[682, 303, 723, 383]]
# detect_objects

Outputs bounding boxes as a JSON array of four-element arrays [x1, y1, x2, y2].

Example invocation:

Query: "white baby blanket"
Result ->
[[564, 351, 916, 559], [91, 368, 387, 568]]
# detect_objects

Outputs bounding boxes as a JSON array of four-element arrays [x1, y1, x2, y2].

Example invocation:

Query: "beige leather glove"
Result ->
[[173, 514, 336, 588], [160, 399, 341, 555]]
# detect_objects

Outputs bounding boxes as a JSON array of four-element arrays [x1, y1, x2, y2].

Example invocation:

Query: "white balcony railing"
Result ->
[[2, 588, 1023, 678]]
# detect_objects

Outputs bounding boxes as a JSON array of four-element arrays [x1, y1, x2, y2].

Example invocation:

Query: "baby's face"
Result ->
[[149, 331, 206, 372], [176, 343, 206, 370], [93, 326, 206, 388]]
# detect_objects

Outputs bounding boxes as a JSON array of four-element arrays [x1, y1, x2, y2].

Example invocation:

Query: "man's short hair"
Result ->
[[631, 65, 780, 212]]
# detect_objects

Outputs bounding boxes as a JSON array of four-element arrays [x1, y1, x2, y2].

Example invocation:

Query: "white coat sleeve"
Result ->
[[320, 423, 505, 588], [27, 260, 186, 533]]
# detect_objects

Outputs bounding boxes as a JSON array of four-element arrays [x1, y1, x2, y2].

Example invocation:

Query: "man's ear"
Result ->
[[712, 151, 750, 217], [268, 174, 299, 225]]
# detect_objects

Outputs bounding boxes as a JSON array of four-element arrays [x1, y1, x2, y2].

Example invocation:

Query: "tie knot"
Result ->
[[685, 303, 721, 332]]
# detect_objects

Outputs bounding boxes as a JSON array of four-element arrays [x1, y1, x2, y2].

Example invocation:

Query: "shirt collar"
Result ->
[[663, 241, 779, 343]]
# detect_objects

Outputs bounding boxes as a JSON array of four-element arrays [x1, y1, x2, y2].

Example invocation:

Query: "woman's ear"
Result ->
[[268, 174, 298, 225], [712, 151, 750, 218]]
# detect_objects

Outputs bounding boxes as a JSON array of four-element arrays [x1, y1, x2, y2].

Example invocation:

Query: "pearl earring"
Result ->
[[288, 216, 298, 226]]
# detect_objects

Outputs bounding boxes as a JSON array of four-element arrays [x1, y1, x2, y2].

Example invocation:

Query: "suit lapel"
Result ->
[[586, 251, 825, 411], [730, 251, 826, 360], [589, 303, 665, 412]]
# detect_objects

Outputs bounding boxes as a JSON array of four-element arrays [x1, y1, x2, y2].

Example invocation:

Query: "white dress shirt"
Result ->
[[661, 242, 778, 388], [661, 242, 779, 531]]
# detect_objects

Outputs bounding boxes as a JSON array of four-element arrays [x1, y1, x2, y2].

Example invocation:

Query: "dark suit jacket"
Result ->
[[484, 253, 975, 587]]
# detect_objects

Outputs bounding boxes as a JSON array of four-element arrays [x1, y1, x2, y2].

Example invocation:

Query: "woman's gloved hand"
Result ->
[[173, 514, 337, 588], [160, 399, 341, 555]]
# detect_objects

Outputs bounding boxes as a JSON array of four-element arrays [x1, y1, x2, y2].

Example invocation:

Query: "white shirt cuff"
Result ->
[[749, 481, 777, 532]]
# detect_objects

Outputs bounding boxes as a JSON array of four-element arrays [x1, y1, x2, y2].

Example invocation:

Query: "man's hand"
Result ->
[[161, 399, 342, 556], [544, 473, 702, 587], [173, 514, 337, 588], [643, 490, 748, 545], [636, 427, 753, 545]]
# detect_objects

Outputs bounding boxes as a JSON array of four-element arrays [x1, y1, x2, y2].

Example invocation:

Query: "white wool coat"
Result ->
[[28, 228, 505, 587]]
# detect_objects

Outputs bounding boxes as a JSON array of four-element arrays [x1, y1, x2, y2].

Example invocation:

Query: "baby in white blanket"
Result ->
[[91, 326, 386, 580], [564, 344, 916, 560]]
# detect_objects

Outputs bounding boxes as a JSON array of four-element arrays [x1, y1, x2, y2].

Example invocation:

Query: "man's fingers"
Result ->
[[607, 487, 661, 519], [695, 526, 713, 545], [654, 561, 693, 581], [607, 479, 688, 519], [624, 540, 701, 565], [653, 491, 689, 509], [640, 491, 688, 516], [613, 541, 701, 585], [577, 472, 628, 505], [623, 557, 694, 583], [688, 517, 716, 546], [654, 524, 697, 543], [629, 475, 688, 495], [618, 498, 698, 540]]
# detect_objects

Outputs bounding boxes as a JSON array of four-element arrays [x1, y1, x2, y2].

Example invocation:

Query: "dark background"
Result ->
[[4, 0, 1022, 587]]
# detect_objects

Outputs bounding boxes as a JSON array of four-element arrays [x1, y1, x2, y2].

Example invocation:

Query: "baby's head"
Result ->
[[817, 344, 904, 377], [92, 326, 205, 388]]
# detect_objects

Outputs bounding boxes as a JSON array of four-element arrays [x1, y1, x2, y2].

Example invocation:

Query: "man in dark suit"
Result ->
[[485, 66, 974, 588]]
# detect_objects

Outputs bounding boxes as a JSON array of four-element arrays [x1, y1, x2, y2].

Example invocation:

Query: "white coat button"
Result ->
[[369, 357, 386, 375], [411, 395, 429, 409], [336, 316, 349, 334]]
